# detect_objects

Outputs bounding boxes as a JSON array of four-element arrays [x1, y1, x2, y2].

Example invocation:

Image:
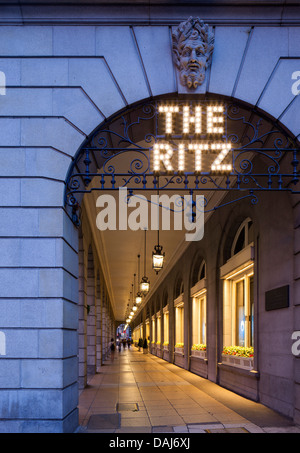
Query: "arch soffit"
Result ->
[[190, 250, 207, 287], [162, 289, 169, 307], [173, 272, 184, 300]]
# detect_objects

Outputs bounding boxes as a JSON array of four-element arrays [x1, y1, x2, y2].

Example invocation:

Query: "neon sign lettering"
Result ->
[[153, 103, 232, 173]]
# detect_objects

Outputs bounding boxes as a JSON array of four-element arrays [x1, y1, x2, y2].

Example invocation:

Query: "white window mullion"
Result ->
[[244, 275, 249, 348]]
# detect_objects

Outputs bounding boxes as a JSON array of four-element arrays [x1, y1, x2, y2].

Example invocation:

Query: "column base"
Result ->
[[0, 408, 79, 433]]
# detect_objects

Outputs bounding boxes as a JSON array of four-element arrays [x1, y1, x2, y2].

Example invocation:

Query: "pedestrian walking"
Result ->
[[110, 338, 115, 362], [138, 338, 143, 352], [143, 338, 148, 354]]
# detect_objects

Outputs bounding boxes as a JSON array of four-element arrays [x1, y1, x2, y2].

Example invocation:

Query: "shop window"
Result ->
[[221, 218, 254, 368], [156, 312, 161, 347], [175, 302, 184, 347], [231, 218, 253, 257], [151, 316, 155, 346], [190, 259, 206, 352], [145, 319, 150, 341], [199, 261, 206, 281], [134, 324, 143, 346], [192, 292, 206, 346], [174, 280, 184, 349], [191, 256, 206, 286], [163, 306, 169, 348]]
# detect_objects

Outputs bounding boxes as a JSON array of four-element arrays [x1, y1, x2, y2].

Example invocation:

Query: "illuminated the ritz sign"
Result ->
[[153, 103, 232, 174]]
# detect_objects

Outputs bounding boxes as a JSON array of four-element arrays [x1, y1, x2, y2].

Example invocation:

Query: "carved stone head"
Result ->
[[172, 17, 214, 90]]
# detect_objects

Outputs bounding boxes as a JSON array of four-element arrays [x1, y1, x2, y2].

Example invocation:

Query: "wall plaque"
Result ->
[[265, 285, 289, 311]]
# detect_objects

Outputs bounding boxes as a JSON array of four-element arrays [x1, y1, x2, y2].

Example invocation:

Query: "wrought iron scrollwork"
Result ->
[[65, 98, 300, 225]]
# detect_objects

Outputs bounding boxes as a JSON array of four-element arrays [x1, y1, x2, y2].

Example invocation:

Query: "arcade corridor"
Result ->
[[77, 347, 299, 434]]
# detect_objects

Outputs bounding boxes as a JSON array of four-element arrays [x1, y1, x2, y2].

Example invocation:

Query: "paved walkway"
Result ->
[[78, 347, 300, 433]]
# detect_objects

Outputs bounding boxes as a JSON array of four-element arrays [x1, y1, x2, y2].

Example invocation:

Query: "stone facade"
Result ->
[[0, 1, 300, 432], [135, 189, 299, 419]]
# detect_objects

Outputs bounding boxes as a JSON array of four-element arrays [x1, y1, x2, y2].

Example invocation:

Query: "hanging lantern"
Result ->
[[135, 255, 143, 304], [140, 276, 150, 294], [140, 229, 150, 294], [152, 244, 165, 273], [152, 209, 165, 274], [135, 293, 142, 304]]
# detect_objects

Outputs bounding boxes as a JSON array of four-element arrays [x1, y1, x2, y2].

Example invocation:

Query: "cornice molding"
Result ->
[[1, 3, 300, 26]]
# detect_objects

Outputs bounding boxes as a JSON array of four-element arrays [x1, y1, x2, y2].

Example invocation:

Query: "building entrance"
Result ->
[[70, 93, 299, 427]]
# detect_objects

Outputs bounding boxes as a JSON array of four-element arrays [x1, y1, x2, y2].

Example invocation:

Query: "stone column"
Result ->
[[183, 262, 191, 371], [96, 272, 102, 371], [0, 207, 79, 433], [86, 247, 96, 376], [169, 286, 175, 364], [293, 197, 300, 424], [102, 287, 107, 362], [78, 236, 87, 389]]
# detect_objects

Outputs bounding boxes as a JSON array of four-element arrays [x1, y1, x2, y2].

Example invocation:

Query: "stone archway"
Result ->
[[1, 16, 300, 433]]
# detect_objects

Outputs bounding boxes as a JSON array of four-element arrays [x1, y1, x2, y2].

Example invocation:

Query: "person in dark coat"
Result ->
[[110, 338, 115, 362], [138, 338, 143, 352], [143, 338, 148, 354]]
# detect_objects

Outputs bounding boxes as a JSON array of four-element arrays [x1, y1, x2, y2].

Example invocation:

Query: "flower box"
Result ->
[[163, 343, 169, 351], [222, 354, 254, 370], [191, 344, 206, 359], [175, 345, 184, 355], [191, 350, 207, 360]]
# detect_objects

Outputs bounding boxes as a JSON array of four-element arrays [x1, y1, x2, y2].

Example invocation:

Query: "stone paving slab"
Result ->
[[78, 349, 300, 434]]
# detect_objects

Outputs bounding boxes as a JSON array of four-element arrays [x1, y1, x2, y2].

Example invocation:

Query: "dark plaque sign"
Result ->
[[265, 285, 289, 311]]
